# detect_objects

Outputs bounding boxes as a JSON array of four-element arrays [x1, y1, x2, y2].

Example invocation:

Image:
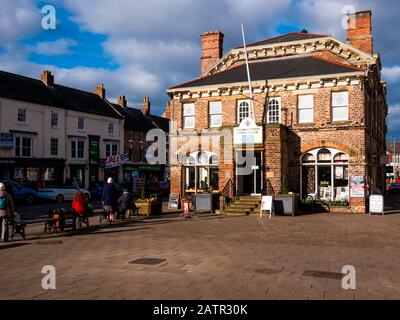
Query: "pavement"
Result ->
[[1, 208, 400, 300]]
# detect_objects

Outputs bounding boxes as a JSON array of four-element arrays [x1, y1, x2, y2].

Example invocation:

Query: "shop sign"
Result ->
[[0, 133, 13, 149], [168, 193, 180, 209], [89, 136, 100, 161], [104, 153, 129, 168], [369, 195, 384, 215], [350, 176, 365, 198], [234, 118, 263, 145]]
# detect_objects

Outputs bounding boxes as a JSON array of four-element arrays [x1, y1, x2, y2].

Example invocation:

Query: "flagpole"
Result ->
[[241, 21, 255, 121]]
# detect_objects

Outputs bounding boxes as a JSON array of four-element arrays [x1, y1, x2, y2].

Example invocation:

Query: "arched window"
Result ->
[[317, 149, 332, 163], [267, 98, 280, 124], [302, 153, 316, 164], [237, 100, 250, 123]]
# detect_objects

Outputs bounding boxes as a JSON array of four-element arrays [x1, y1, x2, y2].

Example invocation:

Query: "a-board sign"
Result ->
[[168, 193, 180, 209], [369, 195, 384, 215], [261, 196, 273, 211]]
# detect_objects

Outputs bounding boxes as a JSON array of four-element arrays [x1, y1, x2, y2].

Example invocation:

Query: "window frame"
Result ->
[[77, 117, 85, 130], [298, 94, 314, 124], [51, 111, 59, 128], [237, 99, 250, 124], [209, 101, 222, 128], [183, 103, 195, 129], [108, 123, 114, 135], [71, 138, 85, 159], [105, 142, 118, 157], [332, 91, 349, 122], [267, 98, 281, 124], [17, 108, 27, 124], [50, 138, 58, 156], [15, 135, 33, 158]]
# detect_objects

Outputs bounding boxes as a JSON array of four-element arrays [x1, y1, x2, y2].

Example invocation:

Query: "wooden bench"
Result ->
[[9, 218, 59, 240]]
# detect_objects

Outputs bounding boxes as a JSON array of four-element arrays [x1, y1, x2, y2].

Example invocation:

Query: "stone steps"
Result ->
[[218, 196, 262, 216]]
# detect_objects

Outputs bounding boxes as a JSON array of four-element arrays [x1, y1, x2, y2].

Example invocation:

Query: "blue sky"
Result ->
[[0, 0, 399, 139]]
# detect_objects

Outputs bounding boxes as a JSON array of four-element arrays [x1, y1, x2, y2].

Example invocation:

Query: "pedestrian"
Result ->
[[0, 182, 15, 242], [116, 188, 133, 219], [102, 177, 117, 223], [72, 191, 88, 217], [72, 177, 80, 189]]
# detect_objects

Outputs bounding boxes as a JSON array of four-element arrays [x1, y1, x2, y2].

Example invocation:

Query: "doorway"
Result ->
[[236, 150, 263, 195]]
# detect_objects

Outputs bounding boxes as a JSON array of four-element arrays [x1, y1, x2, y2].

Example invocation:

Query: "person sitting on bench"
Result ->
[[72, 191, 89, 228]]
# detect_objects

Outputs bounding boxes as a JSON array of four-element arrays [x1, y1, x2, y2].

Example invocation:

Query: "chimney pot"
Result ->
[[201, 30, 224, 75], [118, 95, 127, 108], [41, 70, 54, 87], [95, 84, 106, 99], [347, 10, 373, 55], [142, 96, 150, 115]]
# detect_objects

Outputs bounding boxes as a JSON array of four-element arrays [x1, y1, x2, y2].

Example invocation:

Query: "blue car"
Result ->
[[0, 180, 37, 205]]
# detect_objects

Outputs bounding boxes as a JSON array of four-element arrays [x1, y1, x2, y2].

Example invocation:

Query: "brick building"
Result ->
[[166, 11, 387, 213]]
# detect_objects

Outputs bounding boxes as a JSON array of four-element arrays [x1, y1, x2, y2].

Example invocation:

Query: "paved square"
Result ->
[[1, 212, 400, 300]]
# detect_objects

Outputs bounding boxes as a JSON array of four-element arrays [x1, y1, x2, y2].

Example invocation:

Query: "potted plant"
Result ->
[[135, 187, 162, 216]]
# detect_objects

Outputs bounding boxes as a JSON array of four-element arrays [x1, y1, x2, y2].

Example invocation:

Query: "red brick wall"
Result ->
[[347, 11, 373, 55], [201, 31, 224, 74]]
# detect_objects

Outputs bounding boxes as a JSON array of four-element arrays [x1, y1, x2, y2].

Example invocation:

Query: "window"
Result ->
[[50, 138, 58, 156], [51, 112, 59, 127], [17, 109, 27, 123], [106, 143, 118, 157], [298, 95, 314, 123], [15, 136, 33, 157], [209, 101, 222, 127], [108, 123, 114, 135], [237, 100, 250, 123], [332, 92, 349, 121], [267, 98, 280, 124], [78, 118, 85, 130], [71, 139, 84, 159], [183, 103, 195, 129]]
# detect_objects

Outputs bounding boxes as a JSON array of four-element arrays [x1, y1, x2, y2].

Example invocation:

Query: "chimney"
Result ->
[[118, 95, 127, 108], [201, 30, 224, 74], [142, 96, 150, 115], [164, 101, 171, 119], [95, 84, 106, 99], [347, 10, 373, 55], [40, 70, 54, 87]]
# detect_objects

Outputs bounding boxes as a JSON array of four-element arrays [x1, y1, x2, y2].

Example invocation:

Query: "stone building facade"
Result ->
[[166, 10, 387, 213]]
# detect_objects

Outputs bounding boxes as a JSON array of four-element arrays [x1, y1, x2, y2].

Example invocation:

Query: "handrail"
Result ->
[[221, 178, 235, 209]]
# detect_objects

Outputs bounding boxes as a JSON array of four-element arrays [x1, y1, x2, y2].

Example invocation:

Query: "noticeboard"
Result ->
[[261, 196, 273, 211], [369, 195, 384, 215], [168, 193, 180, 209]]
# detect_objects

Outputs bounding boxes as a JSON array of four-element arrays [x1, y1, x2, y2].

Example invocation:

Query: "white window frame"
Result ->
[[332, 91, 349, 122], [50, 138, 58, 156], [267, 98, 281, 124], [209, 101, 222, 128], [237, 99, 250, 124], [51, 111, 59, 128], [17, 109, 27, 124], [77, 118, 85, 130], [108, 123, 114, 135], [183, 103, 195, 129], [105, 142, 118, 157], [15, 135, 33, 158], [71, 138, 85, 159], [298, 94, 314, 124]]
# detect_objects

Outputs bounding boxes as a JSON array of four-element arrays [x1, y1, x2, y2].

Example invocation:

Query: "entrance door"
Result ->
[[236, 151, 263, 195]]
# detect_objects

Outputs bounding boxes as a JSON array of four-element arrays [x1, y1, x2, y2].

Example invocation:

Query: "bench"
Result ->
[[9, 217, 59, 240]]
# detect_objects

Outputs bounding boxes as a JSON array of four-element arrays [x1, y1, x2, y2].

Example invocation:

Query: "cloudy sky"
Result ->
[[0, 0, 399, 137]]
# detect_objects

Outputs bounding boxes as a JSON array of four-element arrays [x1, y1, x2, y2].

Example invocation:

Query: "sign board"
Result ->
[[168, 193, 180, 209], [0, 133, 13, 149], [350, 176, 365, 198], [261, 196, 273, 211], [234, 118, 263, 145], [89, 135, 100, 161], [104, 153, 129, 168], [369, 195, 384, 215]]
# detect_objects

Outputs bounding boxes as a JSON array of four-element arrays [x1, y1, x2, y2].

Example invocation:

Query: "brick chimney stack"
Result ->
[[41, 70, 54, 87], [142, 96, 150, 115], [95, 84, 106, 99], [118, 95, 127, 108], [201, 30, 224, 74], [347, 10, 373, 55]]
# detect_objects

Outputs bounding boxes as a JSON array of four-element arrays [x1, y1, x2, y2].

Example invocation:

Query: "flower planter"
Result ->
[[135, 200, 162, 216]]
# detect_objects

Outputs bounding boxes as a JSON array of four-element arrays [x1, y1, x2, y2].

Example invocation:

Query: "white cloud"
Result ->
[[0, 0, 41, 42], [388, 104, 400, 127], [34, 39, 77, 56], [383, 66, 400, 82]]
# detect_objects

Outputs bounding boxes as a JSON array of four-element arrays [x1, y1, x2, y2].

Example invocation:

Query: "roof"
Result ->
[[237, 32, 329, 48], [0, 70, 122, 119], [111, 104, 169, 133], [170, 56, 363, 90]]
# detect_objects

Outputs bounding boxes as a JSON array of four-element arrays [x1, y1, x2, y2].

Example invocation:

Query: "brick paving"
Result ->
[[1, 212, 400, 300]]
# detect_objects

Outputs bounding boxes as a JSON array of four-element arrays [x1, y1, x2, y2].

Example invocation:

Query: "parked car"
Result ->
[[0, 180, 37, 204], [88, 181, 124, 200], [36, 185, 91, 203], [388, 183, 400, 193]]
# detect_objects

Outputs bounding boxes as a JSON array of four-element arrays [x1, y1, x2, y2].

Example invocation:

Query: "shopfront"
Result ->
[[0, 158, 65, 186], [123, 164, 166, 194]]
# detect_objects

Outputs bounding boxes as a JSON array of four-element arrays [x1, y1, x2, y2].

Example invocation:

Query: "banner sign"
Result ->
[[0, 133, 13, 149], [104, 153, 129, 168], [350, 176, 365, 198], [234, 118, 263, 145], [89, 135, 100, 161]]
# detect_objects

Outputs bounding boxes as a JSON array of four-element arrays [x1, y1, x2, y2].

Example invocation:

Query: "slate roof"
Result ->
[[0, 70, 122, 119], [170, 56, 363, 89], [237, 32, 329, 48], [111, 104, 169, 133]]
